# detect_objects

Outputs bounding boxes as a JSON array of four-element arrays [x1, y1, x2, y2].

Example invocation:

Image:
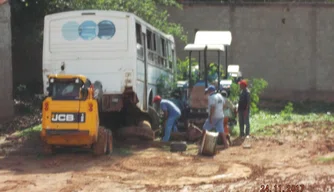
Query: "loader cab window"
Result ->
[[48, 78, 83, 100]]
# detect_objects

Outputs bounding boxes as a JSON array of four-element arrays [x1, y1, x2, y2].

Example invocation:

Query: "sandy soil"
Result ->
[[0, 121, 334, 192]]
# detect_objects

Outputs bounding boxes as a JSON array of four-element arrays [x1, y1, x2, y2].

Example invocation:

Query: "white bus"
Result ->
[[42, 10, 177, 116]]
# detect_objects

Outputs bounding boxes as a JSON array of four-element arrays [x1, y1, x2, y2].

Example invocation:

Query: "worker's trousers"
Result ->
[[238, 109, 250, 137], [162, 115, 180, 142]]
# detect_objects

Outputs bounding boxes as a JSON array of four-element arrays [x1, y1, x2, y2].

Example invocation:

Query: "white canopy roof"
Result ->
[[227, 65, 239, 73], [184, 44, 225, 51], [228, 65, 242, 77], [184, 31, 232, 51]]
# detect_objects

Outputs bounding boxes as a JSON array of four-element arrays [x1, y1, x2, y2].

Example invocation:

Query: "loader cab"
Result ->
[[46, 75, 92, 101], [43, 74, 96, 132]]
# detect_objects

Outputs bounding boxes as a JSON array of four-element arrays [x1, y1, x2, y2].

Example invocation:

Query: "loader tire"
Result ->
[[92, 126, 108, 156], [170, 141, 187, 152], [106, 129, 113, 154]]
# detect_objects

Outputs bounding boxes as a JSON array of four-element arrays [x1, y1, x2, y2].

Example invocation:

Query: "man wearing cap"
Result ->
[[202, 85, 229, 149], [153, 95, 181, 142], [238, 80, 251, 137]]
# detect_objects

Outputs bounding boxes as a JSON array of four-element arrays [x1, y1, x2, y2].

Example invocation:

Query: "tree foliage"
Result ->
[[229, 78, 268, 113], [176, 57, 199, 83], [176, 57, 225, 83]]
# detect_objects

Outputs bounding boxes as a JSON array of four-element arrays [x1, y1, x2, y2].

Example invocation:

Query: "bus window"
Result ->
[[147, 29, 154, 62], [136, 23, 142, 45], [171, 49, 175, 70], [153, 33, 157, 51], [167, 41, 173, 69], [147, 29, 152, 50], [160, 37, 166, 67], [136, 23, 143, 59], [161, 38, 166, 57]]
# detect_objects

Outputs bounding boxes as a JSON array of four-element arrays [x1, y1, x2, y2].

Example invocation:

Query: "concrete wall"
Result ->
[[0, 1, 14, 121], [168, 3, 334, 101]]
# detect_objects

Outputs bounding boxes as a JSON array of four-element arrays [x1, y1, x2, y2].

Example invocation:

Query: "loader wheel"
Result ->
[[92, 126, 108, 156], [43, 143, 54, 155], [106, 129, 113, 154]]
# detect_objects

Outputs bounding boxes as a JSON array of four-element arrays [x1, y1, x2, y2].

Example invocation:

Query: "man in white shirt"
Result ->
[[202, 85, 229, 149]]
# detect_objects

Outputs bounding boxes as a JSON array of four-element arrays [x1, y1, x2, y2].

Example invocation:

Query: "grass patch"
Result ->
[[184, 144, 199, 156], [14, 124, 42, 138], [232, 111, 334, 136], [315, 156, 334, 164]]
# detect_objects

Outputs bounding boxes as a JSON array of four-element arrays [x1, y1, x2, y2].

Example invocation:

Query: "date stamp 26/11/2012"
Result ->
[[260, 184, 305, 192]]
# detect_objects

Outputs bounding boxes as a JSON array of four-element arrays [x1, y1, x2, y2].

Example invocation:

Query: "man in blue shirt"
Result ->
[[153, 95, 181, 142]]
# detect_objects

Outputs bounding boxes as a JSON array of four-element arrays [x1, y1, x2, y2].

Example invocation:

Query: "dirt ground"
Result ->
[[0, 121, 334, 192]]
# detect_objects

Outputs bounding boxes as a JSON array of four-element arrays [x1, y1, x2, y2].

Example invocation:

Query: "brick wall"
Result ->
[[0, 1, 14, 121], [168, 3, 334, 101]]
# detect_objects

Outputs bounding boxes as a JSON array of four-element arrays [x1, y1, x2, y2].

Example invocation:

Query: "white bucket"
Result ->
[[199, 131, 219, 156]]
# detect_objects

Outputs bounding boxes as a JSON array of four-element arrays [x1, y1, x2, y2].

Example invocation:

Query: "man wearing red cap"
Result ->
[[238, 80, 251, 137], [153, 95, 181, 142]]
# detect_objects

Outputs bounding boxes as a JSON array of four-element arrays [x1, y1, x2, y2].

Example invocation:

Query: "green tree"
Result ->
[[207, 63, 225, 83], [176, 58, 226, 83], [176, 57, 199, 82]]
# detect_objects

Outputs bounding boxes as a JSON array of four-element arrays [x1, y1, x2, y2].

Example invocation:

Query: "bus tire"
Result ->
[[148, 106, 160, 130]]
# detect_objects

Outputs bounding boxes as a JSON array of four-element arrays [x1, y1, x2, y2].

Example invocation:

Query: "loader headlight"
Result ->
[[49, 78, 54, 83]]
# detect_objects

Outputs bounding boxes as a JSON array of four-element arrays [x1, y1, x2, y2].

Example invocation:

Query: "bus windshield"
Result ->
[[49, 79, 82, 100]]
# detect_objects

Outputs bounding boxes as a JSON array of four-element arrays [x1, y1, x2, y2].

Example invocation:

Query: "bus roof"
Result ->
[[45, 10, 172, 39]]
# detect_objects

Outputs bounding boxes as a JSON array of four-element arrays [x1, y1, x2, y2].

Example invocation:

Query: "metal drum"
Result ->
[[199, 131, 219, 156]]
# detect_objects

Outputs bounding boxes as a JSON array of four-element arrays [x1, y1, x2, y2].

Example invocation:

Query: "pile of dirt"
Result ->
[[264, 121, 334, 137], [0, 100, 41, 136]]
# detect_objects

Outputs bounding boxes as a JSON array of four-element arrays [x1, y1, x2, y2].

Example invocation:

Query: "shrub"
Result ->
[[229, 78, 268, 114], [280, 102, 294, 120]]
